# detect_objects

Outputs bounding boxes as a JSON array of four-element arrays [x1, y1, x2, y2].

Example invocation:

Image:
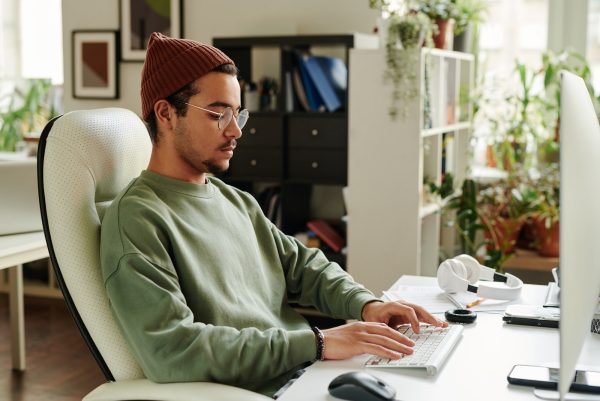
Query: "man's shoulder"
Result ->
[[104, 176, 163, 225]]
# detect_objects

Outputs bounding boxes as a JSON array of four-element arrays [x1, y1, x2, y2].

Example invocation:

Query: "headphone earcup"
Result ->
[[437, 259, 469, 293], [454, 254, 481, 284]]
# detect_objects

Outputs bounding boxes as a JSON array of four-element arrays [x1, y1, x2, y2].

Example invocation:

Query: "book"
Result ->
[[304, 56, 346, 112], [292, 68, 310, 111], [306, 219, 345, 252]]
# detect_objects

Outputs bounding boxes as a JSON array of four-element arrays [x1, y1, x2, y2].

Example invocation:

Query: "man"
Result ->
[[100, 32, 447, 398]]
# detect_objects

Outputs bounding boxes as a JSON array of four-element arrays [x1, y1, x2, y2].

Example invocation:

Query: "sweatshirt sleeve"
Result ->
[[104, 252, 316, 386], [270, 225, 380, 320]]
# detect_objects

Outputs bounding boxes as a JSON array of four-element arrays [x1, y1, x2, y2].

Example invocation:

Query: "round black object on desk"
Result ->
[[445, 308, 477, 324]]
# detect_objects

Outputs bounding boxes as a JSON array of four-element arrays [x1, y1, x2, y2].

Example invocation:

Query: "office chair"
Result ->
[[37, 108, 271, 401]]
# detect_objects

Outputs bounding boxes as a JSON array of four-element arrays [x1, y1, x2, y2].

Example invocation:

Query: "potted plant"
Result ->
[[418, 0, 458, 49], [531, 163, 560, 257], [452, 0, 487, 53], [369, 0, 435, 119], [384, 11, 434, 119], [0, 79, 55, 153], [476, 173, 538, 269]]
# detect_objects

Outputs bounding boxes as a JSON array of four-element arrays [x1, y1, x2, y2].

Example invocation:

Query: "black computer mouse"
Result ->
[[328, 371, 396, 401]]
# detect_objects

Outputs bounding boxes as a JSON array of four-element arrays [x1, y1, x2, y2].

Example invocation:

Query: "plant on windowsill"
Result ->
[[0, 79, 55, 153], [530, 163, 560, 257], [477, 172, 539, 270]]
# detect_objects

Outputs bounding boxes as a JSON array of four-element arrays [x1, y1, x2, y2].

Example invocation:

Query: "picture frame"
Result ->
[[120, 0, 183, 61], [72, 30, 119, 99]]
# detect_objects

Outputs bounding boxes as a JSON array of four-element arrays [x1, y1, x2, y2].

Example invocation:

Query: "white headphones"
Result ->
[[437, 254, 523, 301]]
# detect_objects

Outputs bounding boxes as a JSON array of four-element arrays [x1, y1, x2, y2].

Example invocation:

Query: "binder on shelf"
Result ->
[[294, 51, 325, 112], [307, 219, 345, 253], [304, 56, 345, 112], [292, 68, 310, 111]]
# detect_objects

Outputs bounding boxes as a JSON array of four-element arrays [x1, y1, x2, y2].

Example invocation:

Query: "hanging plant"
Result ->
[[384, 12, 433, 119]]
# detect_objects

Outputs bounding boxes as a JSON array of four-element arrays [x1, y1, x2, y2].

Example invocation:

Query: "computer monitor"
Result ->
[[559, 71, 600, 399]]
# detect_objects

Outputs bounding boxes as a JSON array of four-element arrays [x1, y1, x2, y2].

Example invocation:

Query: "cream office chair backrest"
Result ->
[[38, 108, 270, 401]]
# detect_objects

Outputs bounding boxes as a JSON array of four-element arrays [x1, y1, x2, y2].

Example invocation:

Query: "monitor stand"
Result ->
[[544, 282, 561, 308]]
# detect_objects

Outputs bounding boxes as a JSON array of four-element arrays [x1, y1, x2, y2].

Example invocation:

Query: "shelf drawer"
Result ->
[[287, 149, 347, 183], [288, 116, 347, 149], [228, 148, 283, 180], [239, 116, 283, 147]]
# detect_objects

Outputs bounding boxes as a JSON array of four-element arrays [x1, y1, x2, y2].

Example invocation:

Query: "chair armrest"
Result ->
[[83, 379, 273, 401]]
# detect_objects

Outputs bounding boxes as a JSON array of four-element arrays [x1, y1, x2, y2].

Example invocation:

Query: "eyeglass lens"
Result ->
[[219, 108, 249, 130]]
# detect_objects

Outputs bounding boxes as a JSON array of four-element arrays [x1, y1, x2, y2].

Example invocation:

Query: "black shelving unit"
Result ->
[[213, 34, 375, 264]]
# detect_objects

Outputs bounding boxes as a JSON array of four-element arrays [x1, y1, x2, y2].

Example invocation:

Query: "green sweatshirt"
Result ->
[[100, 171, 378, 396]]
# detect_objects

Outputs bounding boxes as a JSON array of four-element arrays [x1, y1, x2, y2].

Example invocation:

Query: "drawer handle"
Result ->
[[250, 159, 258, 166], [249, 128, 257, 135], [311, 161, 319, 169], [311, 129, 319, 136]]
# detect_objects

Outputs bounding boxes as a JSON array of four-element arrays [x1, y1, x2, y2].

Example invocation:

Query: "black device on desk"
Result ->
[[328, 371, 396, 401], [507, 365, 600, 394], [502, 305, 560, 328]]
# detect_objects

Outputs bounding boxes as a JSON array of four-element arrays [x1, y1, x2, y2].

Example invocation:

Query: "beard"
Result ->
[[202, 158, 228, 176], [173, 123, 235, 176]]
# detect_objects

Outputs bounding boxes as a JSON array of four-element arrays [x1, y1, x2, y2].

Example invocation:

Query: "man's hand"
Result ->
[[319, 301, 448, 361], [361, 300, 448, 334], [321, 321, 416, 360]]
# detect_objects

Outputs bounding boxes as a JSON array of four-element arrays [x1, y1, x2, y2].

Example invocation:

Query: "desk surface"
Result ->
[[279, 276, 600, 401], [0, 231, 48, 270]]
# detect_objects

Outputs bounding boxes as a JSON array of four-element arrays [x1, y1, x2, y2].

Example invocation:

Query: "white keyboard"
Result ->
[[365, 324, 463, 375]]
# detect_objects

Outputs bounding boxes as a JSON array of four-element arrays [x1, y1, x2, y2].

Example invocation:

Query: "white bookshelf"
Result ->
[[347, 48, 474, 295]]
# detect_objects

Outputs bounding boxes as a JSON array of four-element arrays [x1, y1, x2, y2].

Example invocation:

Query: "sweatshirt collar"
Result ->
[[140, 170, 216, 198]]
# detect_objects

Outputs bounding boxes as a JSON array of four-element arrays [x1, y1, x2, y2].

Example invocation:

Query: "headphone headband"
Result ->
[[437, 255, 523, 301]]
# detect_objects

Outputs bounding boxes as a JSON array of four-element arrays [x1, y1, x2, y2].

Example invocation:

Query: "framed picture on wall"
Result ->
[[120, 0, 183, 61], [72, 30, 119, 99]]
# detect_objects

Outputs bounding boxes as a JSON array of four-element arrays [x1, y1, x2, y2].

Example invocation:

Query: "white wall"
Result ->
[[62, 0, 378, 115]]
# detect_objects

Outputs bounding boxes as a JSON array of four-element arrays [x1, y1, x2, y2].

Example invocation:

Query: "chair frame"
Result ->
[[37, 114, 114, 381]]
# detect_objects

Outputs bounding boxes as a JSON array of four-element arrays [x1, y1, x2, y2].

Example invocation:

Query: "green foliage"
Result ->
[[0, 79, 55, 152], [418, 0, 458, 20], [453, 0, 487, 35], [445, 178, 484, 257]]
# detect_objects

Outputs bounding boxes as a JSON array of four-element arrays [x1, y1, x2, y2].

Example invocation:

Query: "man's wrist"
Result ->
[[361, 299, 383, 321], [311, 326, 325, 361]]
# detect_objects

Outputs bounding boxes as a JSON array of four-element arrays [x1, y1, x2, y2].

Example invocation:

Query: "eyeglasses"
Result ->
[[184, 102, 249, 130]]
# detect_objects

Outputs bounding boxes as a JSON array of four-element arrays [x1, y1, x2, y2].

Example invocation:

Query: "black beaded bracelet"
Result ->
[[311, 326, 325, 361]]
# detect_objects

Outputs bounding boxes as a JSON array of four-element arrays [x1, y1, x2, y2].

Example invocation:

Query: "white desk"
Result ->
[[279, 275, 600, 401], [0, 231, 49, 370]]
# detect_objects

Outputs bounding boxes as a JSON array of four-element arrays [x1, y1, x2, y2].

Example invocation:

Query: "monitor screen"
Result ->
[[559, 71, 600, 399]]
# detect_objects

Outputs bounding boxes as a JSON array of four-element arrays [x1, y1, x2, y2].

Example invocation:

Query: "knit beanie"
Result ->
[[140, 32, 235, 121]]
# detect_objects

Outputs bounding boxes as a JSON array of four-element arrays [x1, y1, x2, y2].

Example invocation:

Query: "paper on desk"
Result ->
[[383, 285, 518, 313], [383, 286, 464, 313]]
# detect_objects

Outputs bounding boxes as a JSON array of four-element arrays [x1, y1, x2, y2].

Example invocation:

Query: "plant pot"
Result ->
[[433, 19, 454, 50], [453, 24, 472, 53], [534, 218, 559, 257]]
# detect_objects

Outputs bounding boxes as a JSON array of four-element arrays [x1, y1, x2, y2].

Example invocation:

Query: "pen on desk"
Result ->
[[466, 298, 485, 308]]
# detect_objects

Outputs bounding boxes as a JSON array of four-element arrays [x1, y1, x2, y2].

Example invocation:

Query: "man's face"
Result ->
[[171, 72, 242, 177]]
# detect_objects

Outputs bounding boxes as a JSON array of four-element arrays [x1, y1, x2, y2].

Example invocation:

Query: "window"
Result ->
[[1, 0, 63, 84], [479, 0, 548, 82]]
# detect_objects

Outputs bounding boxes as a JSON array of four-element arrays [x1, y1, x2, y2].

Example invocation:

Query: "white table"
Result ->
[[0, 231, 49, 370], [279, 275, 600, 401]]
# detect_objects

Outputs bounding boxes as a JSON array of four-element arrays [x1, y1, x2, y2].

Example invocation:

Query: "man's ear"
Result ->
[[154, 100, 174, 130]]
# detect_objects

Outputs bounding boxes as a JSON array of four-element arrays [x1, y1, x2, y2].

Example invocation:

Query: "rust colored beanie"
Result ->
[[140, 32, 235, 121]]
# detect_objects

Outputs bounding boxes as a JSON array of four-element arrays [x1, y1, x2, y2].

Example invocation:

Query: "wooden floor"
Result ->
[[0, 294, 104, 401]]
